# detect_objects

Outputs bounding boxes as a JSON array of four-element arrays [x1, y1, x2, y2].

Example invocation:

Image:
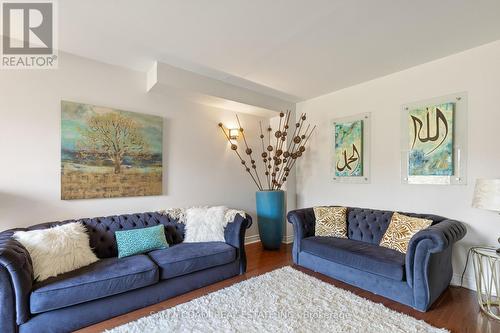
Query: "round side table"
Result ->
[[471, 247, 500, 320]]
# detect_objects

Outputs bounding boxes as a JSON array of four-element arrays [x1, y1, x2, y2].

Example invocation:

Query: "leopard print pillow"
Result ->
[[313, 206, 348, 238], [380, 212, 432, 254]]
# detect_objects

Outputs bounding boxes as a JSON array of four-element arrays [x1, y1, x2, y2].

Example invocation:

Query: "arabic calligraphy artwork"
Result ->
[[401, 92, 467, 185], [408, 103, 454, 176], [335, 120, 363, 177], [332, 113, 370, 183]]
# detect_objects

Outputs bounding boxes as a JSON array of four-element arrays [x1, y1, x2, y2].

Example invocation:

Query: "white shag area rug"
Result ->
[[106, 266, 448, 333]]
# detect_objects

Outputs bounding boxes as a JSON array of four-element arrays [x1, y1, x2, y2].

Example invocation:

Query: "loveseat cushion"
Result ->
[[148, 242, 236, 280], [30, 254, 158, 313], [301, 237, 405, 281]]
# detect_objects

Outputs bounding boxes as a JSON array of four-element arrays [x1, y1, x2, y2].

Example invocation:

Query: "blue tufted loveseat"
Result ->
[[287, 207, 466, 311], [0, 211, 252, 333]]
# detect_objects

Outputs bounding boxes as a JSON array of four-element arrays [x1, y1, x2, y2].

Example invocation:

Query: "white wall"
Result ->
[[0, 52, 272, 239], [296, 40, 500, 289]]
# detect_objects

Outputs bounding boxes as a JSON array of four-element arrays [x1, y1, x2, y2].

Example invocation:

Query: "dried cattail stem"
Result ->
[[289, 113, 306, 154], [221, 112, 314, 191], [272, 110, 300, 189], [277, 118, 306, 186], [277, 125, 316, 187], [272, 110, 292, 189], [236, 114, 263, 190], [277, 110, 290, 155], [259, 121, 271, 189], [276, 122, 312, 187], [270, 112, 285, 188], [266, 124, 275, 185], [286, 113, 305, 153], [218, 123, 262, 190]]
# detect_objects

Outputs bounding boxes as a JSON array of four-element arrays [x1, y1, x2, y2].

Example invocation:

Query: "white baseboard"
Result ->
[[244, 234, 261, 244], [244, 234, 294, 245], [451, 272, 499, 297], [450, 273, 475, 291], [282, 234, 294, 244]]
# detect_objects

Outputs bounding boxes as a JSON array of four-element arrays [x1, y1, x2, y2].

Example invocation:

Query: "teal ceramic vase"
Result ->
[[256, 190, 285, 250]]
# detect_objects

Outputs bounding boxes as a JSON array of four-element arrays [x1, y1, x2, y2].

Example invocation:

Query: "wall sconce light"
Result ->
[[228, 128, 240, 140]]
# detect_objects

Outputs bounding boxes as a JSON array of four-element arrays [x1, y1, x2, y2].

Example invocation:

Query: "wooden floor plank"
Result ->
[[76, 242, 499, 333]]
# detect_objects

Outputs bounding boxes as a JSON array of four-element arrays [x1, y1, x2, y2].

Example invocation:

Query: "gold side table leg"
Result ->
[[472, 248, 500, 321]]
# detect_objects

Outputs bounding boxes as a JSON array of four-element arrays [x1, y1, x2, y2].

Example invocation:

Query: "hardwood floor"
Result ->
[[78, 242, 499, 333]]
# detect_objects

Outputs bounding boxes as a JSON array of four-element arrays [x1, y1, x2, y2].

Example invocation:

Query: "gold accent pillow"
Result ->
[[380, 212, 432, 254], [313, 206, 348, 238]]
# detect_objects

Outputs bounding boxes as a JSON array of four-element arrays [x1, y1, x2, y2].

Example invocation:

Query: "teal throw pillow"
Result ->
[[115, 224, 168, 258]]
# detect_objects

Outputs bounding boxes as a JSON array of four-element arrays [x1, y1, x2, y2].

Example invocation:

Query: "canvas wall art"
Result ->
[[408, 102, 454, 176], [61, 101, 163, 199], [335, 119, 363, 177]]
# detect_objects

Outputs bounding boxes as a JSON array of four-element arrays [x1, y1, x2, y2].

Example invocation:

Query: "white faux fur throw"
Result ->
[[14, 222, 99, 281], [160, 207, 246, 225], [174, 206, 245, 243]]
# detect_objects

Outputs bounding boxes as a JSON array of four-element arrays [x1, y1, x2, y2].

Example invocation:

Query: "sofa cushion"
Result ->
[[313, 206, 348, 238], [380, 212, 432, 254], [301, 236, 405, 281], [14, 222, 99, 281], [30, 254, 158, 313], [148, 242, 236, 280], [115, 225, 169, 258]]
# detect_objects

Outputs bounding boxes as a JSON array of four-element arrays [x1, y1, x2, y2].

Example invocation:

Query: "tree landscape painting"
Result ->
[[334, 120, 363, 177], [408, 102, 454, 176], [61, 101, 163, 199]]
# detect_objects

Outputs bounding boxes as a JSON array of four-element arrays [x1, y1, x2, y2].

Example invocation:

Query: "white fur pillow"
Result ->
[[184, 206, 228, 243], [14, 222, 99, 281]]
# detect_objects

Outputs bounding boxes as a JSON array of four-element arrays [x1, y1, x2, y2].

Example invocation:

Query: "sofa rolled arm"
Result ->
[[287, 208, 316, 264], [405, 219, 466, 310], [224, 213, 252, 274], [407, 219, 466, 256], [0, 232, 34, 327], [406, 219, 467, 283]]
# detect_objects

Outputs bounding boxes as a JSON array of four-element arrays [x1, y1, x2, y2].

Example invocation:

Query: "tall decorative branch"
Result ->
[[276, 124, 316, 188], [219, 112, 315, 191], [259, 121, 271, 189], [236, 114, 263, 191], [218, 123, 262, 190]]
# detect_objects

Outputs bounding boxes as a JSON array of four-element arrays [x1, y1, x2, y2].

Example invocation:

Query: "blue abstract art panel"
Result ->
[[408, 102, 454, 176], [335, 120, 363, 177]]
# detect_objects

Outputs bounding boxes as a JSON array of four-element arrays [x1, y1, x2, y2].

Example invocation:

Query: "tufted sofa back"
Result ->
[[4, 212, 184, 258], [292, 206, 447, 245], [347, 207, 446, 245]]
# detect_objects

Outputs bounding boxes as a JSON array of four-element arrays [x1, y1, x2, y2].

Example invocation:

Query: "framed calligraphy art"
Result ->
[[332, 113, 371, 183], [401, 92, 468, 185]]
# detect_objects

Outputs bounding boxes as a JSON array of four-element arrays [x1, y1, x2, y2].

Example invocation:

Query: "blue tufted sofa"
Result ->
[[0, 211, 252, 333], [287, 207, 466, 311]]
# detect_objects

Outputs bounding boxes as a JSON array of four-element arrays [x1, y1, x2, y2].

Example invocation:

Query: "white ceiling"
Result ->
[[59, 0, 500, 101]]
